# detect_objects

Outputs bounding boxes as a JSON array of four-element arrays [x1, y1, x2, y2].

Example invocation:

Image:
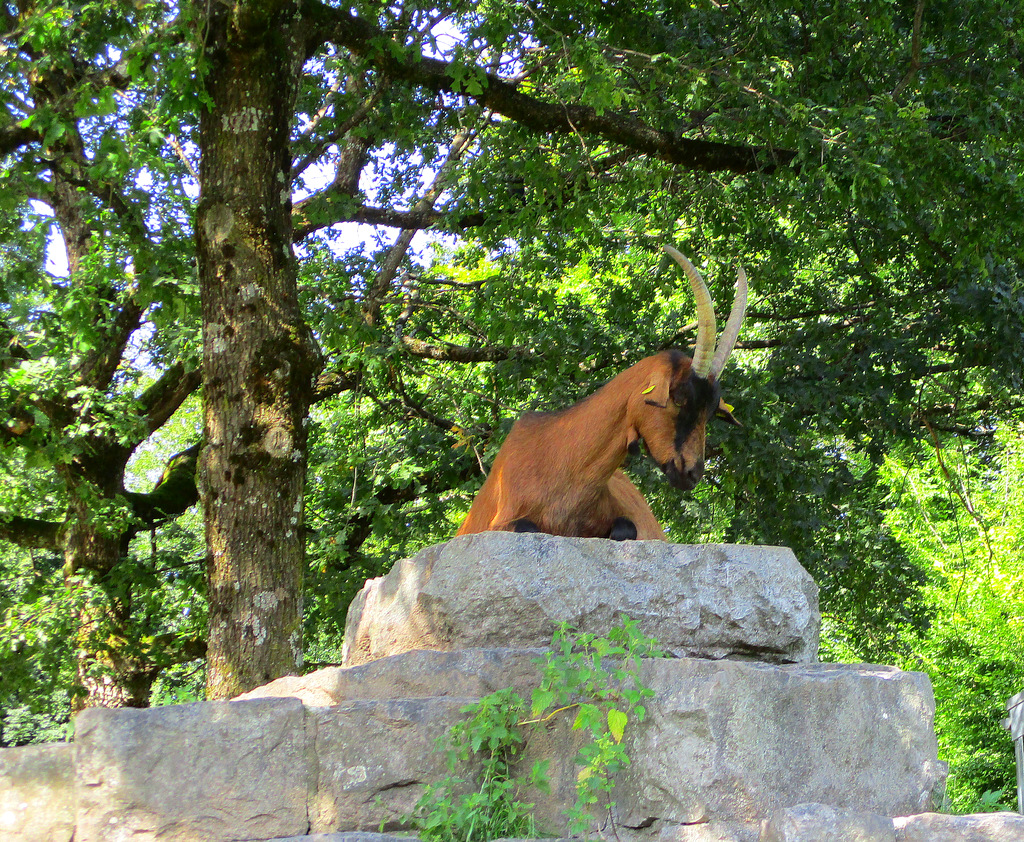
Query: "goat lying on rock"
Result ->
[[457, 246, 747, 541]]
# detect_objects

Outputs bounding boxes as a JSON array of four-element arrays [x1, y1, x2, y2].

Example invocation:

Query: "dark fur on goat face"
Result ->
[[632, 350, 730, 491]]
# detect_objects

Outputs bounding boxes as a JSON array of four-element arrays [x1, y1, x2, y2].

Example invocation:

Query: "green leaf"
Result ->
[[530, 686, 556, 716], [607, 707, 628, 743]]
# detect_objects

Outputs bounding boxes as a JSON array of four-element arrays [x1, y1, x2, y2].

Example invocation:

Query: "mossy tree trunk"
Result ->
[[195, 0, 321, 699]]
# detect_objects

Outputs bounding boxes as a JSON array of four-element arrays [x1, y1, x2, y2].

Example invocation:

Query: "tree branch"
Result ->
[[399, 336, 535, 363], [0, 516, 61, 550], [73, 295, 147, 390], [137, 362, 202, 437], [0, 123, 41, 159], [293, 145, 638, 239], [123, 444, 201, 528], [312, 366, 364, 403], [292, 75, 388, 182], [362, 123, 480, 326], [303, 3, 794, 175], [293, 196, 484, 240]]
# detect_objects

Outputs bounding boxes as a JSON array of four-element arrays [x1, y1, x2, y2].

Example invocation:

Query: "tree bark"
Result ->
[[57, 439, 145, 709], [195, 0, 320, 699]]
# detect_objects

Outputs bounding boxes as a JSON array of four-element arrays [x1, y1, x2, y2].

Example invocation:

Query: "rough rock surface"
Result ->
[[238, 647, 547, 705], [343, 534, 820, 666], [307, 697, 474, 833], [762, 803, 897, 841], [615, 659, 944, 828], [237, 642, 946, 834], [74, 697, 312, 842], [639, 821, 759, 842], [264, 836, 428, 842], [265, 836, 422, 842], [0, 743, 75, 842], [892, 811, 1024, 841]]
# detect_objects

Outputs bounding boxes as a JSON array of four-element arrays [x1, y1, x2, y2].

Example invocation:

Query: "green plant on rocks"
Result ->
[[409, 615, 663, 841]]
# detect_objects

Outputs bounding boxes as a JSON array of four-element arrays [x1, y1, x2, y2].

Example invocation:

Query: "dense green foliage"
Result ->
[[2, 0, 1022, 813], [885, 429, 1024, 812]]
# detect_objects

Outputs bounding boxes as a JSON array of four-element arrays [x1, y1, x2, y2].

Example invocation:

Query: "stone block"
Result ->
[[0, 743, 75, 842], [761, 803, 896, 841], [268, 836, 423, 842], [74, 697, 312, 842], [241, 652, 944, 838], [892, 811, 1024, 841], [612, 659, 946, 830], [308, 698, 476, 833], [238, 648, 547, 705], [343, 534, 820, 666], [640, 821, 759, 842]]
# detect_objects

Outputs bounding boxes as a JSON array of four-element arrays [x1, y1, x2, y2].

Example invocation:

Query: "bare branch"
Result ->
[[293, 198, 480, 239], [292, 76, 388, 181], [363, 122, 481, 326], [400, 336, 534, 363]]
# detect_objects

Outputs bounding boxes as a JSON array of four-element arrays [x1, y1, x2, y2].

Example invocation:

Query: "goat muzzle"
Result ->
[[662, 459, 705, 491]]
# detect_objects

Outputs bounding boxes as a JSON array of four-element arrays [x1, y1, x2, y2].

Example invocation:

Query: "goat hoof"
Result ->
[[609, 517, 638, 541]]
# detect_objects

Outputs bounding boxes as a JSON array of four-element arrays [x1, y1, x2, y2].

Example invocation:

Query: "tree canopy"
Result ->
[[2, 0, 1022, 812]]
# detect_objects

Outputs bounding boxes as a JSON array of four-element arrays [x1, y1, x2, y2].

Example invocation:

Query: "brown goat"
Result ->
[[456, 247, 747, 541]]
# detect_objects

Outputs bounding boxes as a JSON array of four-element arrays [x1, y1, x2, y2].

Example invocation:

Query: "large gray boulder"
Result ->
[[74, 697, 313, 842], [610, 659, 944, 830], [0, 743, 75, 842], [342, 534, 820, 666]]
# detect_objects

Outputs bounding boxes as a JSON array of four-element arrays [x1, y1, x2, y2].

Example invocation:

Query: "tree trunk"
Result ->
[[195, 0, 320, 699], [60, 450, 156, 710]]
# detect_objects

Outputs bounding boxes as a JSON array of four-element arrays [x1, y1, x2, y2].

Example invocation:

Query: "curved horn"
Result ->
[[708, 266, 747, 380], [664, 245, 716, 377]]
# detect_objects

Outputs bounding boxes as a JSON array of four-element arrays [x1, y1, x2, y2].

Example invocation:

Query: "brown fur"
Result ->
[[456, 350, 717, 540]]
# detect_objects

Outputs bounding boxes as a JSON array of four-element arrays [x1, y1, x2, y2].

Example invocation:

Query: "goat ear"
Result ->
[[716, 398, 742, 427], [640, 372, 672, 409]]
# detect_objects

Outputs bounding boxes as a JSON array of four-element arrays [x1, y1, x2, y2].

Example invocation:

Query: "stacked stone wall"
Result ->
[[2, 535, 1019, 841]]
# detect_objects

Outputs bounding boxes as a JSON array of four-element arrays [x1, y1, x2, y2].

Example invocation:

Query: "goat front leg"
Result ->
[[608, 516, 639, 541], [607, 470, 667, 540]]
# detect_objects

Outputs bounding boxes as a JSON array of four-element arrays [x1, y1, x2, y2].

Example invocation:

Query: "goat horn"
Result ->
[[707, 266, 747, 381], [664, 245, 716, 377]]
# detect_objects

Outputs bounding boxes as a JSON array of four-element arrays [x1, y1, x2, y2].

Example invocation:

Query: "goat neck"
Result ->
[[542, 355, 671, 487]]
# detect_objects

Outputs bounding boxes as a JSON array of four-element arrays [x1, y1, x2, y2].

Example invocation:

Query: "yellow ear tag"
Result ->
[[721, 402, 735, 412], [641, 385, 655, 395]]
